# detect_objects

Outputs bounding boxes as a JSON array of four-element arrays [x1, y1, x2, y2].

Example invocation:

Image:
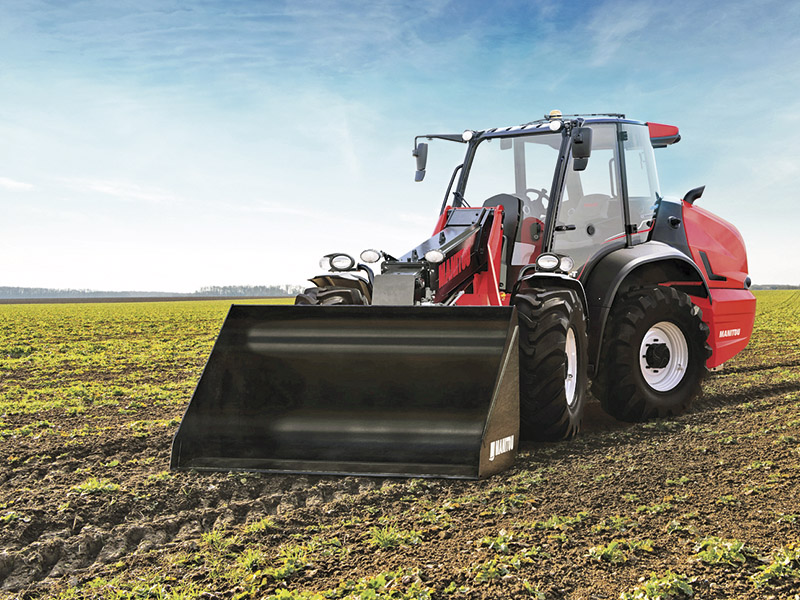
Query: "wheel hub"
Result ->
[[565, 327, 578, 409], [639, 321, 689, 392], [644, 343, 670, 369]]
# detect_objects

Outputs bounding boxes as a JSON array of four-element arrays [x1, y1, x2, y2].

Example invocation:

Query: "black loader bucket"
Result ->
[[170, 305, 519, 479]]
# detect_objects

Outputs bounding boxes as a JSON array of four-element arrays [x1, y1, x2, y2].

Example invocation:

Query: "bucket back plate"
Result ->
[[171, 305, 519, 479]]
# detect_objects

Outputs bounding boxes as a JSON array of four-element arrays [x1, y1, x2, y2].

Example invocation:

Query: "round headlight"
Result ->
[[360, 249, 382, 263], [462, 130, 475, 141], [559, 255, 575, 273], [548, 120, 562, 132], [329, 253, 355, 270], [318, 256, 332, 270], [424, 249, 446, 264], [536, 253, 560, 271]]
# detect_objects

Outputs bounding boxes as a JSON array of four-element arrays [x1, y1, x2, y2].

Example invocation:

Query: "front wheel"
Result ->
[[515, 288, 588, 441], [593, 286, 711, 422]]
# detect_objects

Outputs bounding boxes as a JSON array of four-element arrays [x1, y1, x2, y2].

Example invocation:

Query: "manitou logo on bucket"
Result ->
[[438, 247, 472, 287], [489, 434, 515, 461], [719, 328, 741, 338]]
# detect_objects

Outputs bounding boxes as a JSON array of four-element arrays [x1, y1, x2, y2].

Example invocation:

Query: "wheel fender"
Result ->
[[309, 273, 373, 304], [582, 242, 710, 376], [512, 271, 588, 315]]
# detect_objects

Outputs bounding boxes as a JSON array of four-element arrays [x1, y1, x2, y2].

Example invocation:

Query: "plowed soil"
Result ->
[[1, 292, 799, 599]]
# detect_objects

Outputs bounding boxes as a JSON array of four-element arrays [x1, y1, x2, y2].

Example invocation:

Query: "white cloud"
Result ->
[[0, 176, 34, 191], [59, 178, 182, 204]]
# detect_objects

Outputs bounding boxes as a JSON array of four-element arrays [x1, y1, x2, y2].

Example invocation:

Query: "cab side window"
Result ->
[[551, 124, 625, 271], [622, 124, 662, 244]]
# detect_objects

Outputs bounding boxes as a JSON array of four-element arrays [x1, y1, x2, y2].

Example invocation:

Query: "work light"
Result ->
[[424, 249, 445, 264], [535, 253, 560, 271], [359, 249, 382, 263], [329, 254, 355, 270]]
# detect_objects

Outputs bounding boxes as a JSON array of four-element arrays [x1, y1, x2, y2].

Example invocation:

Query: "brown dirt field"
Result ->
[[1, 294, 799, 599]]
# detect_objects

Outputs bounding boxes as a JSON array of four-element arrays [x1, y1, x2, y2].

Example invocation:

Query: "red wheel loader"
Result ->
[[171, 112, 756, 479]]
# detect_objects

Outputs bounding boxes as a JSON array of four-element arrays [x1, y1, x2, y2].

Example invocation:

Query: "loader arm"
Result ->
[[372, 205, 506, 306]]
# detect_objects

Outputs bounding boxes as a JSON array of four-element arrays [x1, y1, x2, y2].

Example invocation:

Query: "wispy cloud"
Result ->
[[60, 178, 180, 204], [0, 176, 34, 191], [585, 1, 658, 66]]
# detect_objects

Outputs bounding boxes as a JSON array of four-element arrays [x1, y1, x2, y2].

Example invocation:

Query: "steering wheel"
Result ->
[[522, 188, 549, 216]]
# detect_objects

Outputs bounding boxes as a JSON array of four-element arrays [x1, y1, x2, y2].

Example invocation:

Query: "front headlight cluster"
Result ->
[[319, 253, 356, 271], [319, 249, 385, 272], [535, 252, 574, 274]]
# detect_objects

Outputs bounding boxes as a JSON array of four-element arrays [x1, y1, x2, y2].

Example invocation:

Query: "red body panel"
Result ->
[[682, 200, 756, 367], [692, 290, 756, 368], [683, 203, 750, 288]]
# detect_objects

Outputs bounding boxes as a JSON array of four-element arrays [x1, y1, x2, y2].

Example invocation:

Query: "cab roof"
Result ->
[[476, 114, 681, 147]]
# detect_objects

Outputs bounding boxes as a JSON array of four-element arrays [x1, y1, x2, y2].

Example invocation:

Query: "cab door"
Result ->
[[550, 123, 626, 273]]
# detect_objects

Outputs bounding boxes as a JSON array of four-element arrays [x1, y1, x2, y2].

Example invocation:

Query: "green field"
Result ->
[[0, 292, 798, 599], [0, 298, 292, 419]]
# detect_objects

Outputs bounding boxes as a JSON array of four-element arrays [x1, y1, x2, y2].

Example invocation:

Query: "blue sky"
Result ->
[[1, 0, 798, 291]]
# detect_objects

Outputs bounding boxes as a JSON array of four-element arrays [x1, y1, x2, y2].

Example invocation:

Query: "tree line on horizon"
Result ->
[[0, 285, 304, 299], [2, 283, 796, 300]]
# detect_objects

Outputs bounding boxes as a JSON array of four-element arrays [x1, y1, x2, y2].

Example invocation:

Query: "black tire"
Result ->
[[592, 286, 711, 422], [515, 288, 588, 441], [294, 286, 367, 306]]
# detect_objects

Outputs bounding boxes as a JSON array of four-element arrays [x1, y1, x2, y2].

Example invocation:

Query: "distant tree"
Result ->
[[194, 285, 303, 297], [751, 284, 800, 290]]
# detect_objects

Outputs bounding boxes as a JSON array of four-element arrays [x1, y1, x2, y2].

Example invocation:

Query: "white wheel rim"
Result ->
[[565, 327, 578, 408], [639, 321, 688, 392]]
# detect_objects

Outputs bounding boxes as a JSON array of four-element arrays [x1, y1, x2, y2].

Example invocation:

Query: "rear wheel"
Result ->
[[294, 286, 367, 305], [593, 286, 710, 422], [515, 288, 588, 441]]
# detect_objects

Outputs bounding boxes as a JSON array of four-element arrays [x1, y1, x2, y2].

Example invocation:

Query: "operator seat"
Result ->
[[482, 194, 522, 289]]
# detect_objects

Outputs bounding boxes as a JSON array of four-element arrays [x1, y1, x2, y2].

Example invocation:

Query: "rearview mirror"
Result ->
[[413, 142, 428, 182], [571, 127, 592, 171]]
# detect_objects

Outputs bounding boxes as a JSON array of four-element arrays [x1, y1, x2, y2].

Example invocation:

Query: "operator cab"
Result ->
[[457, 116, 663, 288]]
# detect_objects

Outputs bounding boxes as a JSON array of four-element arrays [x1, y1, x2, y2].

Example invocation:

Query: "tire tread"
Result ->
[[516, 287, 588, 441], [593, 286, 711, 422]]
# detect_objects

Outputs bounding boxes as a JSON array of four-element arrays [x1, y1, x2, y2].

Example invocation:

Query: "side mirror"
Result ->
[[413, 142, 428, 182], [571, 127, 592, 171]]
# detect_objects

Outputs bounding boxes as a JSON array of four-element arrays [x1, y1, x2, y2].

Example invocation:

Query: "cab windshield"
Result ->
[[463, 131, 562, 266], [462, 122, 661, 272]]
